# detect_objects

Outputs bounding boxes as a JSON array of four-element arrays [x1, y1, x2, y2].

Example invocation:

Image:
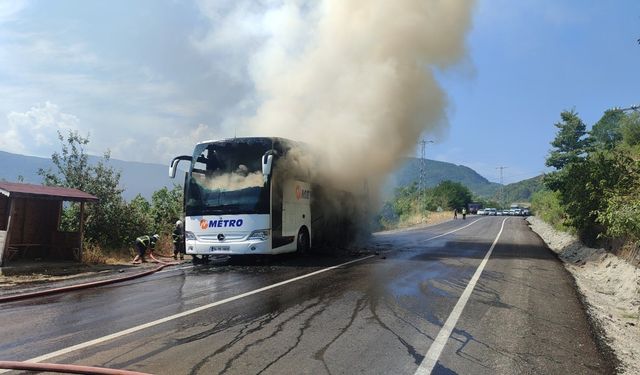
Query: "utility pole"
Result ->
[[497, 166, 507, 208], [419, 140, 433, 213]]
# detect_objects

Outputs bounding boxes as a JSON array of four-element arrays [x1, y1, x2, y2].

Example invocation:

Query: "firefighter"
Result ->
[[133, 234, 159, 264], [173, 220, 185, 260]]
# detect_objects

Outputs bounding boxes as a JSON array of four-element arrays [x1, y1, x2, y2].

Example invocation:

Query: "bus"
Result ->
[[169, 137, 362, 263]]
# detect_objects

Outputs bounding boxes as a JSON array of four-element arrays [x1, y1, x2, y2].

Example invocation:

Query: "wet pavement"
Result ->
[[0, 217, 612, 374]]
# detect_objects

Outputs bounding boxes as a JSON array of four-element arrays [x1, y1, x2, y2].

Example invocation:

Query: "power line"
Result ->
[[614, 104, 639, 113], [419, 140, 433, 212], [496, 166, 508, 208]]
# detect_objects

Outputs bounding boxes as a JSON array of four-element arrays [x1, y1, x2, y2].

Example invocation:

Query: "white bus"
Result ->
[[169, 137, 319, 263]]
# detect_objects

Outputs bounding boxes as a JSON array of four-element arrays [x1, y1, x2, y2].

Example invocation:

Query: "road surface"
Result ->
[[0, 217, 612, 374]]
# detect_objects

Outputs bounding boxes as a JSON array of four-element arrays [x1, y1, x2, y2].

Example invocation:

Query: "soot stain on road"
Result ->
[[368, 296, 426, 365], [205, 297, 330, 374], [313, 295, 369, 374]]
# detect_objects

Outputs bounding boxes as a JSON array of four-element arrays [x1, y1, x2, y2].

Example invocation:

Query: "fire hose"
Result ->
[[0, 360, 152, 374], [0, 255, 181, 303]]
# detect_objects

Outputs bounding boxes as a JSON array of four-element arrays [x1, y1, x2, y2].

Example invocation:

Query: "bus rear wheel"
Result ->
[[297, 227, 310, 255]]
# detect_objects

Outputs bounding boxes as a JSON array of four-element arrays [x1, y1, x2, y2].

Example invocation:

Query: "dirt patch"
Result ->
[[0, 262, 136, 289], [527, 216, 640, 375], [380, 210, 455, 233]]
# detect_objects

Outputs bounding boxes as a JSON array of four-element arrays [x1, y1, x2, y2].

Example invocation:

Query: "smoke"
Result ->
[[200, 166, 264, 191], [241, 0, 476, 192]]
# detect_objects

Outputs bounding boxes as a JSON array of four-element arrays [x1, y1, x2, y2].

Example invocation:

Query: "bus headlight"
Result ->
[[248, 229, 270, 241], [185, 231, 196, 240]]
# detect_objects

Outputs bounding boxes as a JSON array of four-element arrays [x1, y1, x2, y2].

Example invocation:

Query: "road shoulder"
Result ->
[[527, 216, 639, 375]]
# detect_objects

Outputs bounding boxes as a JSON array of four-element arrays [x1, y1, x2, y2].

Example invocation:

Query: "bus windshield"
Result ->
[[185, 139, 272, 216]]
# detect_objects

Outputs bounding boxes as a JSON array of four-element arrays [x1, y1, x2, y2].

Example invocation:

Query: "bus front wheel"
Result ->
[[297, 227, 310, 255]]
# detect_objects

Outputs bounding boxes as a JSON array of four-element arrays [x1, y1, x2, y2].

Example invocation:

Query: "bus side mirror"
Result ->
[[262, 154, 273, 183], [169, 155, 192, 178]]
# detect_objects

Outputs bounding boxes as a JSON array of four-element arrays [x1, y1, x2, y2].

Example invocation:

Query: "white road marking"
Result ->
[[9, 255, 375, 368], [8, 218, 488, 370], [421, 217, 483, 242], [415, 218, 508, 375]]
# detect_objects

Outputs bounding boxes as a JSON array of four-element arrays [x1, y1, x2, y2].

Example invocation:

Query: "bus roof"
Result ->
[[196, 137, 296, 146]]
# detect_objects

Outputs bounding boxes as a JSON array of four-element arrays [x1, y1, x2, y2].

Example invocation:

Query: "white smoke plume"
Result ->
[[196, 0, 475, 194], [242, 0, 476, 191]]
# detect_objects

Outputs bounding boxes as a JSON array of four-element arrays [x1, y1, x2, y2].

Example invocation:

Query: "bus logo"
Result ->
[[200, 218, 245, 229], [295, 185, 311, 200]]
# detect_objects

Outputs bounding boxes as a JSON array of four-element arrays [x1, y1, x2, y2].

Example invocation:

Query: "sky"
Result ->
[[0, 0, 639, 184]]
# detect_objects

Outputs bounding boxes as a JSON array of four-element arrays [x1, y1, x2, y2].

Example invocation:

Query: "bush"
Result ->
[[531, 189, 568, 231]]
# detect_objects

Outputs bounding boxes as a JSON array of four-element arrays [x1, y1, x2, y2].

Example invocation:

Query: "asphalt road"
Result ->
[[0, 217, 612, 374]]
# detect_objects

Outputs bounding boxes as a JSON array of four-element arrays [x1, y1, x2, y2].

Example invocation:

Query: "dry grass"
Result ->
[[384, 210, 454, 230], [81, 234, 175, 265], [82, 242, 132, 265]]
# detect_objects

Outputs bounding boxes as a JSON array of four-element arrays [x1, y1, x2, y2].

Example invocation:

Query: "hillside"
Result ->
[[387, 157, 501, 198], [0, 150, 179, 201], [499, 175, 545, 203], [2, 151, 543, 203]]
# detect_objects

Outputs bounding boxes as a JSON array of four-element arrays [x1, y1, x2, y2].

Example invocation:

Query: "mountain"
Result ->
[[387, 158, 545, 202], [0, 150, 180, 201], [500, 175, 545, 203], [1, 151, 544, 203], [387, 157, 502, 198]]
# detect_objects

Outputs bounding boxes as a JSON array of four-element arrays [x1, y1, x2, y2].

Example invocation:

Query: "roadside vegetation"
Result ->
[[38, 131, 183, 263], [534, 109, 640, 263], [377, 180, 492, 229]]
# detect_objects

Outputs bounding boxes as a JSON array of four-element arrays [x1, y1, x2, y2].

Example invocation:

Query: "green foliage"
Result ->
[[590, 109, 624, 150], [531, 189, 566, 230], [392, 158, 501, 198], [498, 175, 544, 204], [620, 112, 640, 147], [391, 182, 420, 218], [541, 108, 640, 247], [38, 131, 126, 247], [427, 180, 473, 211], [545, 110, 590, 170], [150, 185, 183, 233], [598, 190, 640, 241], [119, 194, 154, 246], [382, 180, 472, 227], [38, 130, 183, 250]]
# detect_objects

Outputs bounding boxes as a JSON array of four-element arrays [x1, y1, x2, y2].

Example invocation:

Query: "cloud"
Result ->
[[154, 123, 215, 163], [1, 101, 79, 156], [0, 0, 28, 24]]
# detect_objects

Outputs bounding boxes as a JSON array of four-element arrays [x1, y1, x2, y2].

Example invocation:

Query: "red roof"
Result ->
[[0, 182, 98, 202]]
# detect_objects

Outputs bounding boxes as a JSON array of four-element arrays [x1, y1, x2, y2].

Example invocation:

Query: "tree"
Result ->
[[557, 150, 637, 244], [590, 109, 624, 150], [620, 112, 640, 147], [544, 110, 591, 193], [38, 130, 126, 247], [545, 110, 590, 170], [150, 185, 183, 233], [428, 180, 472, 210], [119, 194, 154, 246]]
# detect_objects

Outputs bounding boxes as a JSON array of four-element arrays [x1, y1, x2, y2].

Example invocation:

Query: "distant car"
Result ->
[[477, 209, 486, 215], [509, 209, 517, 216], [522, 208, 530, 216], [497, 210, 503, 216], [502, 209, 510, 215], [487, 208, 497, 216]]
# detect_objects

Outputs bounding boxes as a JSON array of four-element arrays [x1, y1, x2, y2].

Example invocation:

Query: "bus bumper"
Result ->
[[185, 239, 271, 255]]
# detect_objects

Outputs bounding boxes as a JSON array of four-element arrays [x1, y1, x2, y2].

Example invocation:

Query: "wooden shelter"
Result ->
[[0, 182, 98, 266]]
